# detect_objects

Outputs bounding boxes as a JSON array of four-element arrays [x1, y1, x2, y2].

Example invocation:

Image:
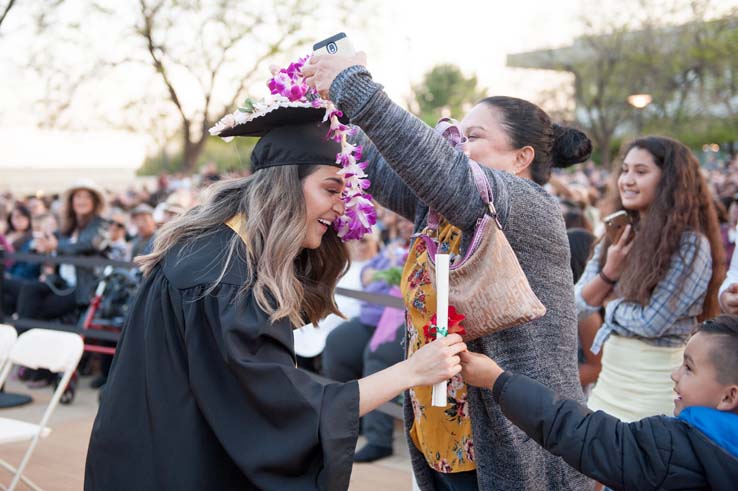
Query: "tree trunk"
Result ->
[[597, 132, 613, 169], [180, 124, 207, 175], [182, 145, 200, 174]]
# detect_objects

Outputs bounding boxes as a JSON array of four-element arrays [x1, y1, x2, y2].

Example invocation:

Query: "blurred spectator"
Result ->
[[15, 180, 109, 322], [200, 162, 221, 186], [715, 198, 735, 266], [167, 172, 192, 192], [563, 209, 592, 232], [154, 190, 191, 225], [130, 204, 157, 259], [160, 203, 185, 224], [27, 196, 49, 217], [567, 228, 601, 393], [5, 204, 40, 280], [108, 209, 132, 261]]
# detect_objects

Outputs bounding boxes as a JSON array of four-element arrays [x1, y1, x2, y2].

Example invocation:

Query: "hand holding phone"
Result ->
[[312, 32, 355, 57], [602, 219, 635, 282], [603, 210, 633, 244], [303, 34, 365, 98]]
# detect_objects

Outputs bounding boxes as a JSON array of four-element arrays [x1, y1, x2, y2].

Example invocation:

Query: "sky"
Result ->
[[0, 0, 734, 172]]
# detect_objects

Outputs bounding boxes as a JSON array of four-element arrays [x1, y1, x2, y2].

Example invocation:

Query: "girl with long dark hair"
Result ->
[[576, 136, 725, 421]]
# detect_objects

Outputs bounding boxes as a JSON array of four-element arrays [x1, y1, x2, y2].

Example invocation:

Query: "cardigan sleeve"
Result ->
[[330, 65, 513, 232]]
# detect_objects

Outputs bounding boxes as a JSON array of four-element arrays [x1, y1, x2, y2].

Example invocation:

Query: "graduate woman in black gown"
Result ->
[[84, 107, 465, 491]]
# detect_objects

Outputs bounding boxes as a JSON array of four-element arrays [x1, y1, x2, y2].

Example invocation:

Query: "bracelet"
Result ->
[[599, 271, 617, 285]]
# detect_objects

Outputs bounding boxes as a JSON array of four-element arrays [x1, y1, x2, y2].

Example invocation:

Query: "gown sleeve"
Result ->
[[181, 282, 360, 491]]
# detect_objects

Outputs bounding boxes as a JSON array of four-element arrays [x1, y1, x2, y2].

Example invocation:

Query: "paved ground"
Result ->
[[0, 374, 413, 490]]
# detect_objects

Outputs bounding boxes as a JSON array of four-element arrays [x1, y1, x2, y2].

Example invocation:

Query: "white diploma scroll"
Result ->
[[431, 253, 450, 407]]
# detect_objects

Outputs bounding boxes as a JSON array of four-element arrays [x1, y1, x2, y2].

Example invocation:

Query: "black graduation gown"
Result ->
[[84, 225, 360, 491]]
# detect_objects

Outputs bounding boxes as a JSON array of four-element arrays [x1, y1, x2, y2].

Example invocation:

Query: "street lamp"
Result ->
[[627, 94, 653, 109], [627, 94, 652, 134]]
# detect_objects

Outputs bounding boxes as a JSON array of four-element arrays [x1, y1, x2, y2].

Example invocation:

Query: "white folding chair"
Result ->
[[0, 325, 18, 383], [0, 329, 83, 491]]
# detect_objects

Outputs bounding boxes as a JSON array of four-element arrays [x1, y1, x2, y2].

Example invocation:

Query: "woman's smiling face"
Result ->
[[618, 147, 663, 216], [301, 165, 346, 249], [460, 103, 520, 173]]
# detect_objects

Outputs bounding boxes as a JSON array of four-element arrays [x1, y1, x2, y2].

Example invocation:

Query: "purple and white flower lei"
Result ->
[[210, 55, 376, 241], [268, 56, 376, 240]]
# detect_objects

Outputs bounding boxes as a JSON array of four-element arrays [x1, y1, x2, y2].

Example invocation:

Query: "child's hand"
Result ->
[[460, 351, 504, 390]]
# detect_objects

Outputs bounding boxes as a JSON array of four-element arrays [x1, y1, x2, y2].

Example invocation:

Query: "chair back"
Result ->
[[0, 325, 17, 366], [0, 329, 83, 491], [0, 324, 18, 387], [10, 329, 83, 374]]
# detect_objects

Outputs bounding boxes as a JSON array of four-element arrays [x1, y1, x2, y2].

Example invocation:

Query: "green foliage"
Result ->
[[412, 64, 486, 125], [632, 14, 738, 153], [372, 267, 403, 286], [138, 136, 258, 175], [530, 4, 738, 165]]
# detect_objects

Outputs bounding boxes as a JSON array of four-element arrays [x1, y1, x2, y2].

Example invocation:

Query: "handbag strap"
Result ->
[[427, 160, 500, 230]]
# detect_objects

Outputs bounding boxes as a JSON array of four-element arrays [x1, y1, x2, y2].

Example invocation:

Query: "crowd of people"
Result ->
[[0, 167, 233, 387], [2, 54, 738, 490]]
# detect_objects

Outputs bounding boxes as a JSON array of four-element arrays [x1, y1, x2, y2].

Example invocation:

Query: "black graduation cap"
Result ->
[[217, 105, 349, 172]]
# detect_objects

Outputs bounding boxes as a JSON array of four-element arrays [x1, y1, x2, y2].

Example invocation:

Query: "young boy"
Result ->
[[460, 315, 738, 490]]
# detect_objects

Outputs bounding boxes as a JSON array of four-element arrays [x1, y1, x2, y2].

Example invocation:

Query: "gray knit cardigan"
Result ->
[[330, 66, 591, 491]]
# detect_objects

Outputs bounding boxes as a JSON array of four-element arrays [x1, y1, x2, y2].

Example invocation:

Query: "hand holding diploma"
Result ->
[[358, 333, 465, 417], [406, 334, 466, 387]]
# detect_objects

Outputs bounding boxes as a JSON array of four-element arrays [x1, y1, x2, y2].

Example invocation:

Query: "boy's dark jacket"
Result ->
[[493, 371, 738, 490]]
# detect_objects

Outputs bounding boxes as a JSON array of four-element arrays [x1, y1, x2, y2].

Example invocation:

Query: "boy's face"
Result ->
[[671, 332, 736, 416]]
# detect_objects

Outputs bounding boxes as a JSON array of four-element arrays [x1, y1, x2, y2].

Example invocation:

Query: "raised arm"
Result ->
[[304, 58, 511, 231], [352, 127, 417, 222], [332, 66, 504, 231]]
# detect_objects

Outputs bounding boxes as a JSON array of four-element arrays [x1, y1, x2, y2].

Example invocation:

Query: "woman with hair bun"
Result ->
[[462, 96, 592, 187], [305, 55, 592, 490]]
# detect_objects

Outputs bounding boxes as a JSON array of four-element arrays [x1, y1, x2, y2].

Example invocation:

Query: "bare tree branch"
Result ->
[[0, 0, 17, 31], [138, 0, 190, 126]]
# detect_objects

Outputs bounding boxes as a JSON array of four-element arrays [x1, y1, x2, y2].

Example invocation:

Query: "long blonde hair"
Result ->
[[137, 165, 349, 327]]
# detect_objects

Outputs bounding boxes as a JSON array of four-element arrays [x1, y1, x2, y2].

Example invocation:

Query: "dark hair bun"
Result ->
[[552, 124, 592, 168]]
